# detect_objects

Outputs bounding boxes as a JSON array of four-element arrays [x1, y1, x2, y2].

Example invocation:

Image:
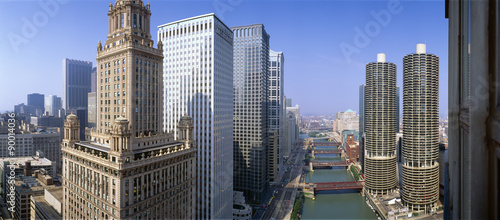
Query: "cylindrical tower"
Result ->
[[402, 44, 439, 212], [364, 53, 397, 195]]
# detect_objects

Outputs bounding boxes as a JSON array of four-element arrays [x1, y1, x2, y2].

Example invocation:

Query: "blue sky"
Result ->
[[0, 0, 448, 115]]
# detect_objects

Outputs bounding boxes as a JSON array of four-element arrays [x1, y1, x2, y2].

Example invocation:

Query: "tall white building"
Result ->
[[44, 95, 62, 116], [158, 14, 234, 219], [268, 50, 284, 183]]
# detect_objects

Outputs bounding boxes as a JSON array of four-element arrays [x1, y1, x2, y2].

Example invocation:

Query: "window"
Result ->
[[139, 15, 142, 30], [133, 14, 137, 28], [120, 14, 124, 28]]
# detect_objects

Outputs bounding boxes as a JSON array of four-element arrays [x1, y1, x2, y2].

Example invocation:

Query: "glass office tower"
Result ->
[[232, 24, 270, 202], [158, 14, 234, 219]]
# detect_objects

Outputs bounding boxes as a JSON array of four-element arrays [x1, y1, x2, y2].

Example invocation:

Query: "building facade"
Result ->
[[285, 98, 292, 108], [359, 84, 366, 136], [333, 109, 359, 133], [87, 92, 97, 128], [232, 24, 270, 202], [12, 175, 60, 220], [0, 131, 61, 172], [62, 1, 195, 219], [364, 53, 397, 195], [401, 44, 440, 212], [345, 134, 359, 163], [91, 67, 97, 93], [268, 50, 284, 183], [0, 156, 57, 201], [14, 103, 28, 114], [28, 93, 45, 116], [446, 0, 500, 219], [45, 95, 62, 116], [30, 188, 64, 220], [284, 111, 298, 158], [158, 13, 234, 219], [62, 58, 92, 112], [341, 130, 359, 146], [396, 86, 400, 132]]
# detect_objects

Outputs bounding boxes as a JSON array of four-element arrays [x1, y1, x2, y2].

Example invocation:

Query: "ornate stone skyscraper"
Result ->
[[402, 44, 439, 212], [62, 1, 195, 219], [364, 53, 397, 195]]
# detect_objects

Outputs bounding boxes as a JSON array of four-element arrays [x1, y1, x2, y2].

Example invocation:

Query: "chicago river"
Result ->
[[299, 135, 377, 219]]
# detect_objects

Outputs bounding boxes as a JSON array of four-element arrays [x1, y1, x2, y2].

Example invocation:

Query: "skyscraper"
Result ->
[[286, 105, 300, 144], [333, 109, 359, 132], [62, 58, 92, 112], [91, 67, 97, 93], [401, 44, 439, 211], [45, 95, 62, 116], [364, 53, 397, 195], [285, 98, 292, 108], [62, 1, 195, 219], [158, 14, 234, 219], [28, 93, 45, 109], [396, 86, 400, 132], [28, 93, 45, 116], [87, 92, 97, 128], [232, 24, 270, 201], [268, 50, 284, 183]]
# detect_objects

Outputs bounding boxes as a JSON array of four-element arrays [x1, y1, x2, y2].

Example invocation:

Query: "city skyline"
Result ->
[[0, 0, 497, 219], [0, 0, 448, 115]]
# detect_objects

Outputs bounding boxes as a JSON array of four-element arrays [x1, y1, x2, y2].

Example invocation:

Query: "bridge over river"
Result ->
[[306, 181, 364, 193]]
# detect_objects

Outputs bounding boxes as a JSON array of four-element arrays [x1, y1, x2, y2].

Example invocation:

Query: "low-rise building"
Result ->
[[0, 120, 62, 172], [345, 134, 359, 162], [11, 173, 61, 220], [341, 130, 359, 146], [0, 156, 56, 201], [30, 187, 63, 220]]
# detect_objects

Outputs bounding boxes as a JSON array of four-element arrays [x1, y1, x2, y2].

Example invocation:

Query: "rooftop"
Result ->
[[45, 187, 63, 202], [0, 156, 54, 167], [14, 176, 59, 194], [31, 195, 62, 219], [158, 13, 231, 32]]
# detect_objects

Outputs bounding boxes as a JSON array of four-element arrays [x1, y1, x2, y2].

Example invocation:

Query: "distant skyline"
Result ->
[[0, 0, 448, 115]]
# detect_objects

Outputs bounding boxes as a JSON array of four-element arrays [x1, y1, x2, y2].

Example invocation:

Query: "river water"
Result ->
[[300, 141, 377, 219]]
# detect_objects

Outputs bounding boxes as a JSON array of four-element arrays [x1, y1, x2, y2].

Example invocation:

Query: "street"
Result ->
[[258, 141, 306, 220]]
